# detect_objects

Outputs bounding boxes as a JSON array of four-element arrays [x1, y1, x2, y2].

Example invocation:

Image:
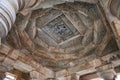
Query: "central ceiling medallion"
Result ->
[[41, 15, 79, 43]]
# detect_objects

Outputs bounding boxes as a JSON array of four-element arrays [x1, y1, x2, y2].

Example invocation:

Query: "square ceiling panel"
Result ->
[[41, 15, 80, 43]]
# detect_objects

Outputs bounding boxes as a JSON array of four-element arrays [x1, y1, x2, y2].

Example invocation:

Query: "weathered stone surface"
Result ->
[[9, 50, 19, 60], [66, 76, 71, 80], [3, 57, 15, 66], [30, 71, 40, 80], [75, 0, 98, 4], [88, 59, 102, 67], [57, 77, 67, 80], [113, 20, 120, 36], [39, 73, 45, 80], [4, 1, 113, 72], [0, 44, 11, 55], [97, 69, 116, 80], [1, 0, 120, 80], [14, 60, 34, 73], [44, 67, 54, 79], [68, 63, 92, 75], [56, 69, 68, 77], [76, 68, 96, 76]]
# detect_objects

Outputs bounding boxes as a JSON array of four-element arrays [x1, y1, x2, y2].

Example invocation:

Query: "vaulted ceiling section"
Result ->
[[2, 1, 118, 72]]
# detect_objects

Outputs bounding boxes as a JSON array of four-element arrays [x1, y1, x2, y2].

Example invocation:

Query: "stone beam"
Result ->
[[78, 43, 95, 57], [82, 30, 93, 46], [0, 44, 55, 79], [58, 35, 80, 46], [97, 0, 120, 49], [80, 72, 99, 80], [74, 0, 98, 4], [30, 70, 55, 80], [55, 51, 120, 78], [93, 19, 107, 44]]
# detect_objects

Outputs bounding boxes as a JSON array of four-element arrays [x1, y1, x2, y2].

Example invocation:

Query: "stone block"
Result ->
[[30, 60, 41, 69], [30, 71, 40, 79], [66, 76, 71, 80], [0, 44, 11, 55], [89, 59, 102, 67], [3, 57, 15, 66], [14, 60, 34, 73], [57, 77, 67, 80], [39, 66, 45, 74], [44, 67, 54, 78], [68, 64, 92, 75], [56, 69, 68, 77], [0, 55, 5, 62], [39, 73, 45, 80], [9, 50, 19, 60]]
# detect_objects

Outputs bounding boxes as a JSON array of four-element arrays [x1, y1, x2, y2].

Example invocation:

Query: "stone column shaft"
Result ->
[[0, 0, 42, 38]]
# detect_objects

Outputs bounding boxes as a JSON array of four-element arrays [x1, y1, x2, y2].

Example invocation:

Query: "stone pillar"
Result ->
[[0, 0, 43, 38]]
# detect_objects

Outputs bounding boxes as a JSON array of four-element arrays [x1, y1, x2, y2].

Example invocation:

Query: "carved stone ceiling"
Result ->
[[4, 1, 119, 71], [39, 14, 79, 44]]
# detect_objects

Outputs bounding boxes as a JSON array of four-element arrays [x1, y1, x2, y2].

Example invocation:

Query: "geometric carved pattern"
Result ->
[[42, 16, 79, 43], [5, 1, 119, 71]]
